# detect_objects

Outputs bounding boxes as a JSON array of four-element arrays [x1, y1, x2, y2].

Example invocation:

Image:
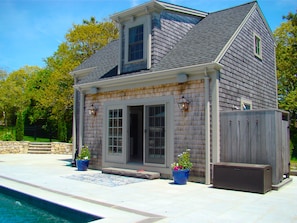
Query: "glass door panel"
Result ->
[[145, 104, 165, 164], [106, 108, 124, 162]]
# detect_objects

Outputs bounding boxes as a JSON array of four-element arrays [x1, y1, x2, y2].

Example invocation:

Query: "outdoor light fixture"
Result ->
[[88, 104, 97, 116], [178, 96, 190, 112]]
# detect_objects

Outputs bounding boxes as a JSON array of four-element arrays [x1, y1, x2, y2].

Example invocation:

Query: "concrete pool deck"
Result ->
[[0, 154, 297, 223]]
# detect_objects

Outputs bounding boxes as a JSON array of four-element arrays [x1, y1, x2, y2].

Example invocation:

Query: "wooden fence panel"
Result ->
[[220, 109, 290, 185]]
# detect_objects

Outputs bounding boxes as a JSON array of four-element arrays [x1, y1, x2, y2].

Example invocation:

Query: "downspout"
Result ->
[[204, 69, 211, 185], [146, 13, 152, 69], [273, 42, 278, 107]]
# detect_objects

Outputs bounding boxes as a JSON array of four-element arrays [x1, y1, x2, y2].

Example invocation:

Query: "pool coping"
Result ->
[[0, 175, 165, 223]]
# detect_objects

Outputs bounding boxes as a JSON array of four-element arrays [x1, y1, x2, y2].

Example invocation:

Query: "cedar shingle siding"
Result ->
[[71, 1, 277, 182], [219, 8, 277, 110]]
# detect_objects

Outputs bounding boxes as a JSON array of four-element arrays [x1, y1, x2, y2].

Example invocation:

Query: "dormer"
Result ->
[[110, 0, 207, 75]]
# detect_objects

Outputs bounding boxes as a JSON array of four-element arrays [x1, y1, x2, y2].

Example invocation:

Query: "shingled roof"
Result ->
[[153, 1, 256, 71], [73, 1, 256, 83]]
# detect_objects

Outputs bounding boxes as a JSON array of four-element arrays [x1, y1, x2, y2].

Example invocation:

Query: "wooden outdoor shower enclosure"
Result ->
[[220, 109, 290, 185]]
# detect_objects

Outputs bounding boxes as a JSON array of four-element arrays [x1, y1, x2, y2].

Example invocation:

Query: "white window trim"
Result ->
[[253, 32, 262, 59], [241, 98, 252, 110], [124, 16, 149, 65]]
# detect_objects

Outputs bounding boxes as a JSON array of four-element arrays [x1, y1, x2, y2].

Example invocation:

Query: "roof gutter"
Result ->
[[70, 66, 97, 77], [74, 62, 223, 93]]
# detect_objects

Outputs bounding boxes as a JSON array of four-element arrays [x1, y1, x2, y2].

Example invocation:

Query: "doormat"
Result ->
[[63, 172, 147, 187]]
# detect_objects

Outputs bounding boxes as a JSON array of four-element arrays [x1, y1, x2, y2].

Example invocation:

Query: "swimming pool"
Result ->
[[0, 186, 101, 223]]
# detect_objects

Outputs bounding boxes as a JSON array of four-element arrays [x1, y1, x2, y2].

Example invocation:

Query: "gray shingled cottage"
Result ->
[[70, 0, 277, 184]]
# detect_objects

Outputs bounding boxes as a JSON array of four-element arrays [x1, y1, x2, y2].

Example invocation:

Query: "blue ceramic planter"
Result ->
[[172, 169, 190, 185], [76, 159, 89, 171]]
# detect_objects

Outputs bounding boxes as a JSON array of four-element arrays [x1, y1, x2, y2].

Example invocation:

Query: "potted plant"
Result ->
[[171, 149, 193, 185], [76, 145, 90, 171]]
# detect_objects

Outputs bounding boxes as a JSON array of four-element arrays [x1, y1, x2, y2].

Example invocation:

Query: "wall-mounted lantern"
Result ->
[[88, 104, 97, 116], [178, 96, 190, 112]]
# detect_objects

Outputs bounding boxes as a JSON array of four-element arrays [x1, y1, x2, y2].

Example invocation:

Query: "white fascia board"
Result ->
[[70, 66, 97, 77], [159, 2, 208, 17], [255, 3, 275, 42], [214, 3, 257, 63], [110, 1, 207, 23], [74, 62, 223, 93], [110, 1, 158, 22]]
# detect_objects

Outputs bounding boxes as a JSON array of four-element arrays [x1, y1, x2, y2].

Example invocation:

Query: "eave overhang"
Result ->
[[74, 62, 223, 93], [110, 0, 208, 23], [70, 66, 97, 78]]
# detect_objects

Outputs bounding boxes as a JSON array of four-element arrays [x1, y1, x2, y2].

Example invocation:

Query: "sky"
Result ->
[[0, 0, 296, 72]]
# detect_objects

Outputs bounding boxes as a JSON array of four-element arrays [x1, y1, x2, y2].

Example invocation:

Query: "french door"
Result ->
[[106, 103, 166, 165], [144, 104, 165, 165]]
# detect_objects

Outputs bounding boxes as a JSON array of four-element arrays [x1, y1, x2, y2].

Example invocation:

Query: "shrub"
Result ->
[[2, 132, 13, 141]]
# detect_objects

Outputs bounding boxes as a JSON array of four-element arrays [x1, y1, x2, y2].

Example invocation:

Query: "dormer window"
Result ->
[[129, 25, 144, 61], [121, 16, 150, 73]]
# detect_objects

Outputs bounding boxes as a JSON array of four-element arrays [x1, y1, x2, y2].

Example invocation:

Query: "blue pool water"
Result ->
[[0, 186, 101, 223]]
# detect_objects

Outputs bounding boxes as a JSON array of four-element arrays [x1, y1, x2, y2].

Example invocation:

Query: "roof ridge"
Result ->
[[210, 1, 256, 14], [156, 0, 208, 16]]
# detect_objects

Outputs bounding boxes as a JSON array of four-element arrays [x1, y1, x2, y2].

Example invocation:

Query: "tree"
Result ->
[[29, 18, 118, 141], [15, 111, 24, 141], [0, 18, 118, 142], [0, 66, 40, 126], [275, 11, 297, 157], [65, 17, 118, 61]]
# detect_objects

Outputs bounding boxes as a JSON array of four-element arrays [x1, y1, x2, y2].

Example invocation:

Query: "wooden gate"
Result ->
[[220, 109, 290, 185]]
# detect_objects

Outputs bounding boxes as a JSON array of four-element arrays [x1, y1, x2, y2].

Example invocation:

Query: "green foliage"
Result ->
[[275, 11, 297, 158], [1, 132, 13, 141], [58, 120, 67, 142], [290, 128, 297, 158], [0, 18, 118, 143], [66, 17, 118, 61], [171, 149, 193, 170], [77, 145, 90, 160], [15, 112, 24, 141], [0, 66, 40, 126]]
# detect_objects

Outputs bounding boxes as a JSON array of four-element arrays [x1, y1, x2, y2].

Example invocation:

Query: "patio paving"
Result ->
[[0, 154, 297, 222]]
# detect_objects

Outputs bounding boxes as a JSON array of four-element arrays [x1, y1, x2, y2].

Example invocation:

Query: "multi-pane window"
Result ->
[[108, 109, 123, 155], [254, 33, 262, 59], [146, 105, 165, 164], [242, 102, 251, 110], [129, 25, 144, 61], [241, 98, 252, 110]]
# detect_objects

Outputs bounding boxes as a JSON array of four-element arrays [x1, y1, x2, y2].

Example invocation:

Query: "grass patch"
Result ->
[[23, 135, 58, 142], [0, 126, 57, 142], [291, 158, 297, 171]]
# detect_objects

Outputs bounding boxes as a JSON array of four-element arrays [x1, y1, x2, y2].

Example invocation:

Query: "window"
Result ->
[[108, 109, 123, 155], [241, 98, 252, 110], [128, 25, 144, 61], [254, 33, 262, 59]]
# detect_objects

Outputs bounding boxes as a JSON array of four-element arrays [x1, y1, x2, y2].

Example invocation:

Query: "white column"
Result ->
[[79, 91, 85, 151], [72, 89, 77, 160], [204, 73, 211, 185], [211, 71, 220, 164]]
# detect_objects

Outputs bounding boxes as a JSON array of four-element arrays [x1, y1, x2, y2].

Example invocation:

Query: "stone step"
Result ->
[[28, 143, 51, 154], [102, 167, 160, 180]]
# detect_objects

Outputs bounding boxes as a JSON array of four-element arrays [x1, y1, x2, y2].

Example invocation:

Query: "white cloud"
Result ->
[[130, 0, 139, 7]]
